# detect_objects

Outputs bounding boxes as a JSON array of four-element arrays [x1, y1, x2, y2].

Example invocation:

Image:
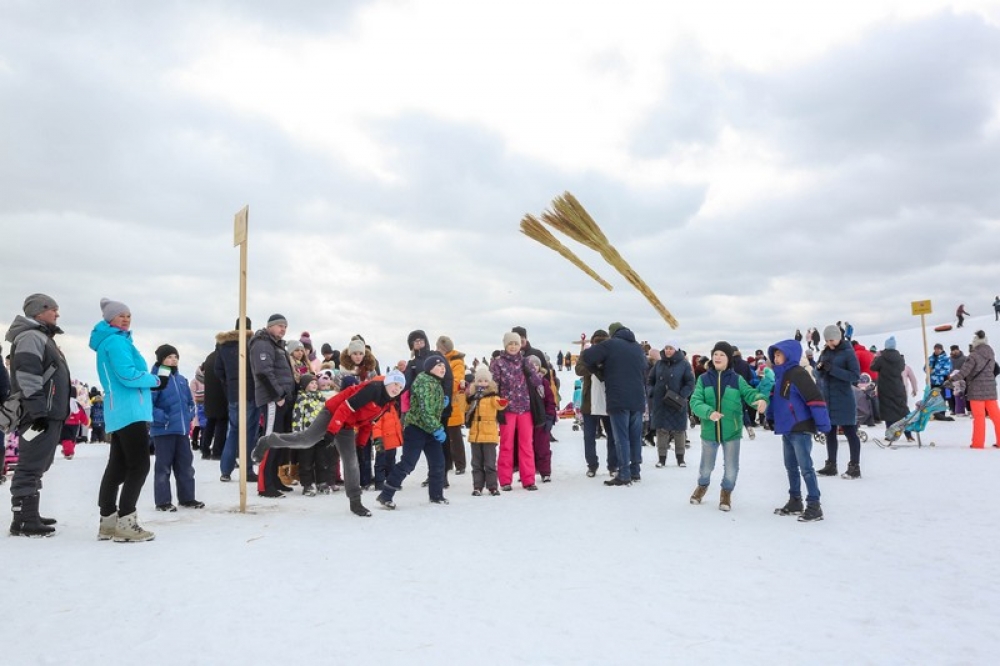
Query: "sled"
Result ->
[[872, 386, 946, 448], [933, 324, 953, 332], [557, 402, 577, 420]]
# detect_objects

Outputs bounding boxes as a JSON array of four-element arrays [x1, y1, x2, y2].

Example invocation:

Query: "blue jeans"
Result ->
[[608, 409, 642, 481], [152, 434, 196, 505], [582, 413, 618, 472], [380, 426, 446, 501], [782, 432, 820, 502], [221, 401, 260, 476], [697, 439, 740, 491]]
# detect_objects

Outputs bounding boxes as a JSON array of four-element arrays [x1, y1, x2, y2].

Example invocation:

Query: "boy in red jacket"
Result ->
[[252, 370, 406, 517]]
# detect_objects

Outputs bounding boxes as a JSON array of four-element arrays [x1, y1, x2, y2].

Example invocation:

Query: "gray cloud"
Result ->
[[2, 6, 998, 386]]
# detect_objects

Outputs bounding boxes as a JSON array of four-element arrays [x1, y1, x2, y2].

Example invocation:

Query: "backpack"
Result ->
[[0, 393, 24, 435], [0, 369, 59, 434], [0, 340, 59, 435]]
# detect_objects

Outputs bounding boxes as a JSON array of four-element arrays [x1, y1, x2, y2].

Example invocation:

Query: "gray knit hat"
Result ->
[[347, 339, 366, 355], [823, 324, 842, 342], [100, 298, 130, 322], [23, 293, 58, 318]]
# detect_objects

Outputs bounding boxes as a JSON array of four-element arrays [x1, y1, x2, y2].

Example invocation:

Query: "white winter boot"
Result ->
[[98, 512, 118, 541], [113, 511, 155, 542]]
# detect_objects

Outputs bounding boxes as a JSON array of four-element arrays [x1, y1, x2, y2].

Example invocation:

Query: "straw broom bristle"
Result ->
[[520, 215, 613, 291], [540, 192, 679, 329]]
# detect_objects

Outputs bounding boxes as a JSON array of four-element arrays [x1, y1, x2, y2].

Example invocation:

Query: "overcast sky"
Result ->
[[3, 0, 999, 385]]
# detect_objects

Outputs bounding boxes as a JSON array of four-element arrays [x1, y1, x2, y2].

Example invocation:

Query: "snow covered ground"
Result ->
[[3, 317, 1000, 665]]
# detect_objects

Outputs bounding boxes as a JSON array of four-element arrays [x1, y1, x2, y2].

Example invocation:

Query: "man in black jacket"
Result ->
[[215, 318, 259, 482], [580, 322, 647, 486], [250, 314, 296, 497], [4, 294, 72, 536]]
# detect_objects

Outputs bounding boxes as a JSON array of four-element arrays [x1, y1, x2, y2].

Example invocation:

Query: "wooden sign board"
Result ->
[[910, 300, 932, 316], [233, 205, 248, 246]]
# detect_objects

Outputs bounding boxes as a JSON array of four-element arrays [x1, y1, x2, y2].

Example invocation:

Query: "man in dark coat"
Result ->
[[647, 342, 695, 467], [201, 348, 228, 459], [215, 318, 259, 482], [871, 336, 911, 441], [580, 322, 648, 486], [816, 324, 862, 479], [250, 314, 297, 497], [4, 294, 71, 536], [512, 326, 549, 371], [575, 330, 618, 477]]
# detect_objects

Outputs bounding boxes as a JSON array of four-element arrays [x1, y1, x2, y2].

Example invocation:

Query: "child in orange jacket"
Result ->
[[465, 366, 508, 495], [373, 397, 403, 490]]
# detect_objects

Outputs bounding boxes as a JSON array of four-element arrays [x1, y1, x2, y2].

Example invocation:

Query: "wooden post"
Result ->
[[911, 300, 932, 389], [234, 206, 249, 513]]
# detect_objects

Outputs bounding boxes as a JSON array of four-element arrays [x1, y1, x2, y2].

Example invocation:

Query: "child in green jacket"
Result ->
[[688, 341, 768, 511]]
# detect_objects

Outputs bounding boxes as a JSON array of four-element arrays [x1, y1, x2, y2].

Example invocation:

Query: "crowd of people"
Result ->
[[3, 293, 999, 540]]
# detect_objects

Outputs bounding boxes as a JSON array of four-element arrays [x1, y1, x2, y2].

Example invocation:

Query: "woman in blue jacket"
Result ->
[[150, 344, 203, 512], [89, 298, 164, 543]]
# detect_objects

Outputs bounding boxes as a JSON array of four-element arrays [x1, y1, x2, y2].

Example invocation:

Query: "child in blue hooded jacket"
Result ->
[[150, 344, 203, 512], [767, 340, 831, 523]]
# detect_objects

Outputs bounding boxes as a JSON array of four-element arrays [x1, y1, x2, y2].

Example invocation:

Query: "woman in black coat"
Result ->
[[870, 337, 912, 442], [647, 344, 695, 468], [201, 349, 229, 459], [815, 325, 862, 479]]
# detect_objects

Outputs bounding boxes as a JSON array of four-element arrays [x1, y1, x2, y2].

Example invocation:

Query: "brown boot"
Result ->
[[720, 489, 732, 512], [690, 485, 708, 505]]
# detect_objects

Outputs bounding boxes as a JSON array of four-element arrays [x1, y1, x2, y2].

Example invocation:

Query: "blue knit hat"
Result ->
[[384, 369, 406, 388], [885, 336, 896, 350]]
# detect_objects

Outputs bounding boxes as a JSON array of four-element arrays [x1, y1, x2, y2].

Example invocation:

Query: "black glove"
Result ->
[[153, 375, 169, 391], [323, 431, 337, 447], [815, 362, 828, 373], [31, 417, 48, 432]]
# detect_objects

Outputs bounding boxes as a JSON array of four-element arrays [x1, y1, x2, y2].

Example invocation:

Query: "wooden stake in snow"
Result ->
[[234, 205, 249, 514]]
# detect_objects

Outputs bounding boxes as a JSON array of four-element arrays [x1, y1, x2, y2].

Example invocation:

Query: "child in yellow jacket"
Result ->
[[465, 366, 508, 496]]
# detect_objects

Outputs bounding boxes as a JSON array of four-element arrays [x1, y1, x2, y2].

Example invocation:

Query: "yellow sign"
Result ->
[[911, 299, 932, 316], [233, 205, 249, 246]]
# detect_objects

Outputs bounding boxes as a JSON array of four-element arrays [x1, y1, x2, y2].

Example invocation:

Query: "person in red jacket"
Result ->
[[851, 341, 877, 381], [251, 370, 406, 517]]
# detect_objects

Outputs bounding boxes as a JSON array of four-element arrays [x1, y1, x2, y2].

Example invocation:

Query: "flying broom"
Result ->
[[542, 192, 679, 329], [519, 214, 613, 291]]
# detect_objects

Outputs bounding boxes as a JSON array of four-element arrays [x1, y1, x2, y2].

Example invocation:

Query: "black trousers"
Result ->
[[10, 420, 60, 499], [98, 421, 152, 517]]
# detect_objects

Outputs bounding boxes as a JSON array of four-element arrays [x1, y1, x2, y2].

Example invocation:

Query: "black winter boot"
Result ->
[[816, 460, 838, 476], [841, 462, 861, 479], [774, 496, 804, 516], [10, 494, 56, 537], [349, 498, 372, 517], [655, 456, 667, 468], [798, 501, 824, 522]]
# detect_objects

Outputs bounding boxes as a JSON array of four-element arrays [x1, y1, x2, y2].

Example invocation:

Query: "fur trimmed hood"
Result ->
[[216, 329, 253, 345]]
